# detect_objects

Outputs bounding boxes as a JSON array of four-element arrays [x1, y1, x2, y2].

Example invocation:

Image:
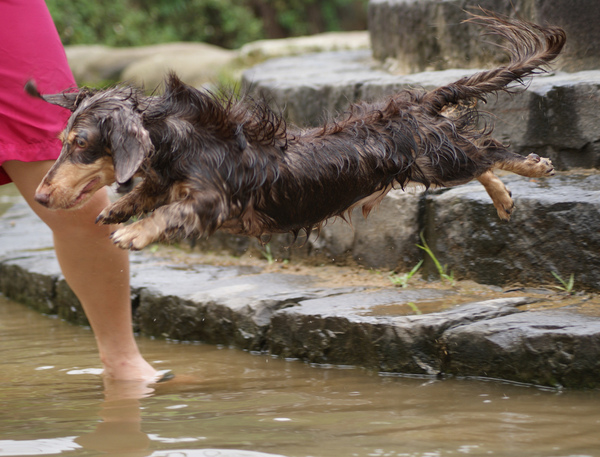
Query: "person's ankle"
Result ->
[[100, 355, 158, 382]]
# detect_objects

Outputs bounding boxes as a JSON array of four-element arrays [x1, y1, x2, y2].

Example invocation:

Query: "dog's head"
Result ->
[[25, 81, 152, 210]]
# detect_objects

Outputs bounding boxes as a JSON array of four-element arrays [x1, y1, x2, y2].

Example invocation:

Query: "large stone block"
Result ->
[[193, 185, 424, 272], [422, 173, 600, 289], [268, 295, 531, 374], [369, 0, 505, 73], [485, 76, 600, 170], [134, 271, 366, 351], [66, 42, 236, 87], [535, 0, 600, 72], [368, 0, 600, 73], [306, 189, 424, 270], [442, 310, 600, 388], [243, 50, 388, 126], [0, 262, 57, 315], [238, 31, 370, 62]]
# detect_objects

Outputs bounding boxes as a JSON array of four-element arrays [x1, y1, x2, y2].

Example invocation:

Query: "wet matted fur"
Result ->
[[28, 11, 565, 250]]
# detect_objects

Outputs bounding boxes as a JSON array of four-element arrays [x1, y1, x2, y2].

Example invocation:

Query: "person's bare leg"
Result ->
[[4, 160, 158, 381]]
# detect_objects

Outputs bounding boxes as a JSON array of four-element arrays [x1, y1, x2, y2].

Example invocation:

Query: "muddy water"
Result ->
[[1, 296, 600, 457]]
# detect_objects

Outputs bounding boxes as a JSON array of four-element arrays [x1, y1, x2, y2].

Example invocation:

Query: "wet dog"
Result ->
[[28, 11, 565, 250]]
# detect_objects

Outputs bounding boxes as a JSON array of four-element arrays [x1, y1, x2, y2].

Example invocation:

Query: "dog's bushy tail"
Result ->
[[422, 9, 566, 113]]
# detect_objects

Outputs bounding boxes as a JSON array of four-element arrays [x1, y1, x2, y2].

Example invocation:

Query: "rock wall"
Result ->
[[423, 174, 600, 289], [369, 0, 600, 73]]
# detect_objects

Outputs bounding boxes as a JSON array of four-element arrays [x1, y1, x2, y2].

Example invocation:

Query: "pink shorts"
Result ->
[[0, 0, 76, 185]]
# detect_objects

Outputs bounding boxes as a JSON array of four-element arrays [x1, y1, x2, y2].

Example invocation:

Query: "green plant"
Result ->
[[406, 302, 422, 315], [47, 0, 264, 48], [389, 259, 423, 288], [416, 232, 454, 285], [551, 271, 575, 294], [261, 243, 275, 264], [46, 0, 368, 49]]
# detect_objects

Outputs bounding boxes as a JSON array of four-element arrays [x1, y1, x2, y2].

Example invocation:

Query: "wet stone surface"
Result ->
[[443, 310, 600, 388], [2, 200, 600, 389]]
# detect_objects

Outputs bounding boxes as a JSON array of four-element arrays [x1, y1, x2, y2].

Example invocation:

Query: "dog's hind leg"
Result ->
[[477, 149, 555, 221], [477, 170, 514, 221]]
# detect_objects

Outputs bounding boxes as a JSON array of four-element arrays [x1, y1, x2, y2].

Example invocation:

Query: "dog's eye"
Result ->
[[74, 137, 87, 148]]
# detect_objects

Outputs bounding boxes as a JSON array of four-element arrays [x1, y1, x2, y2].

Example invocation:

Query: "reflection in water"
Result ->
[[74, 380, 153, 456], [1, 296, 600, 457]]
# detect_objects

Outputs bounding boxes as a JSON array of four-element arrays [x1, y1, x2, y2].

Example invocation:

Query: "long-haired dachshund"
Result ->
[[27, 11, 565, 251]]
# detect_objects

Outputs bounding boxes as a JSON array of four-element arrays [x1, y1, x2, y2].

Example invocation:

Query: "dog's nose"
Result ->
[[34, 190, 51, 207]]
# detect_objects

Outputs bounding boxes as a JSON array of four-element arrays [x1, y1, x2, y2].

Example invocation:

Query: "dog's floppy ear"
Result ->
[[24, 80, 89, 111], [107, 108, 152, 184]]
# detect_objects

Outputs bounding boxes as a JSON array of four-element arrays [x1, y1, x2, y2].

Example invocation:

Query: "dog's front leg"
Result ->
[[110, 211, 171, 250], [96, 182, 168, 224], [110, 191, 227, 250]]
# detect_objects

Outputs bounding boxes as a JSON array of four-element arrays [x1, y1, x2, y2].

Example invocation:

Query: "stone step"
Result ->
[[2, 200, 600, 388]]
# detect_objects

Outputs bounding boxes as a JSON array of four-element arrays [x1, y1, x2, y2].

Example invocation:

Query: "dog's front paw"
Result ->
[[96, 205, 131, 225], [110, 224, 155, 251], [526, 153, 555, 177]]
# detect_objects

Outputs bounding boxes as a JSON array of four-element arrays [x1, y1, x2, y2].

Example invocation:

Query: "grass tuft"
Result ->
[[551, 271, 575, 294], [389, 260, 423, 288], [417, 231, 455, 285]]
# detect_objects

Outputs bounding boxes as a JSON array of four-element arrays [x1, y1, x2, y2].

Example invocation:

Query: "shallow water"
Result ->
[[1, 296, 600, 457]]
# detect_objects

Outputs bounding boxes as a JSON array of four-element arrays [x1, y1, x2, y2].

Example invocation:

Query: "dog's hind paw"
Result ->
[[477, 170, 514, 221], [493, 189, 514, 221], [525, 153, 555, 177]]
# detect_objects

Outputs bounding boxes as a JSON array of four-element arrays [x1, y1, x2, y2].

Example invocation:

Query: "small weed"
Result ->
[[406, 302, 423, 315], [417, 231, 455, 285], [261, 243, 275, 265], [389, 260, 423, 288], [551, 271, 575, 294]]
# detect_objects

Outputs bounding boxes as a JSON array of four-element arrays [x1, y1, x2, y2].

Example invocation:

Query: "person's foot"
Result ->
[[101, 355, 159, 383]]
